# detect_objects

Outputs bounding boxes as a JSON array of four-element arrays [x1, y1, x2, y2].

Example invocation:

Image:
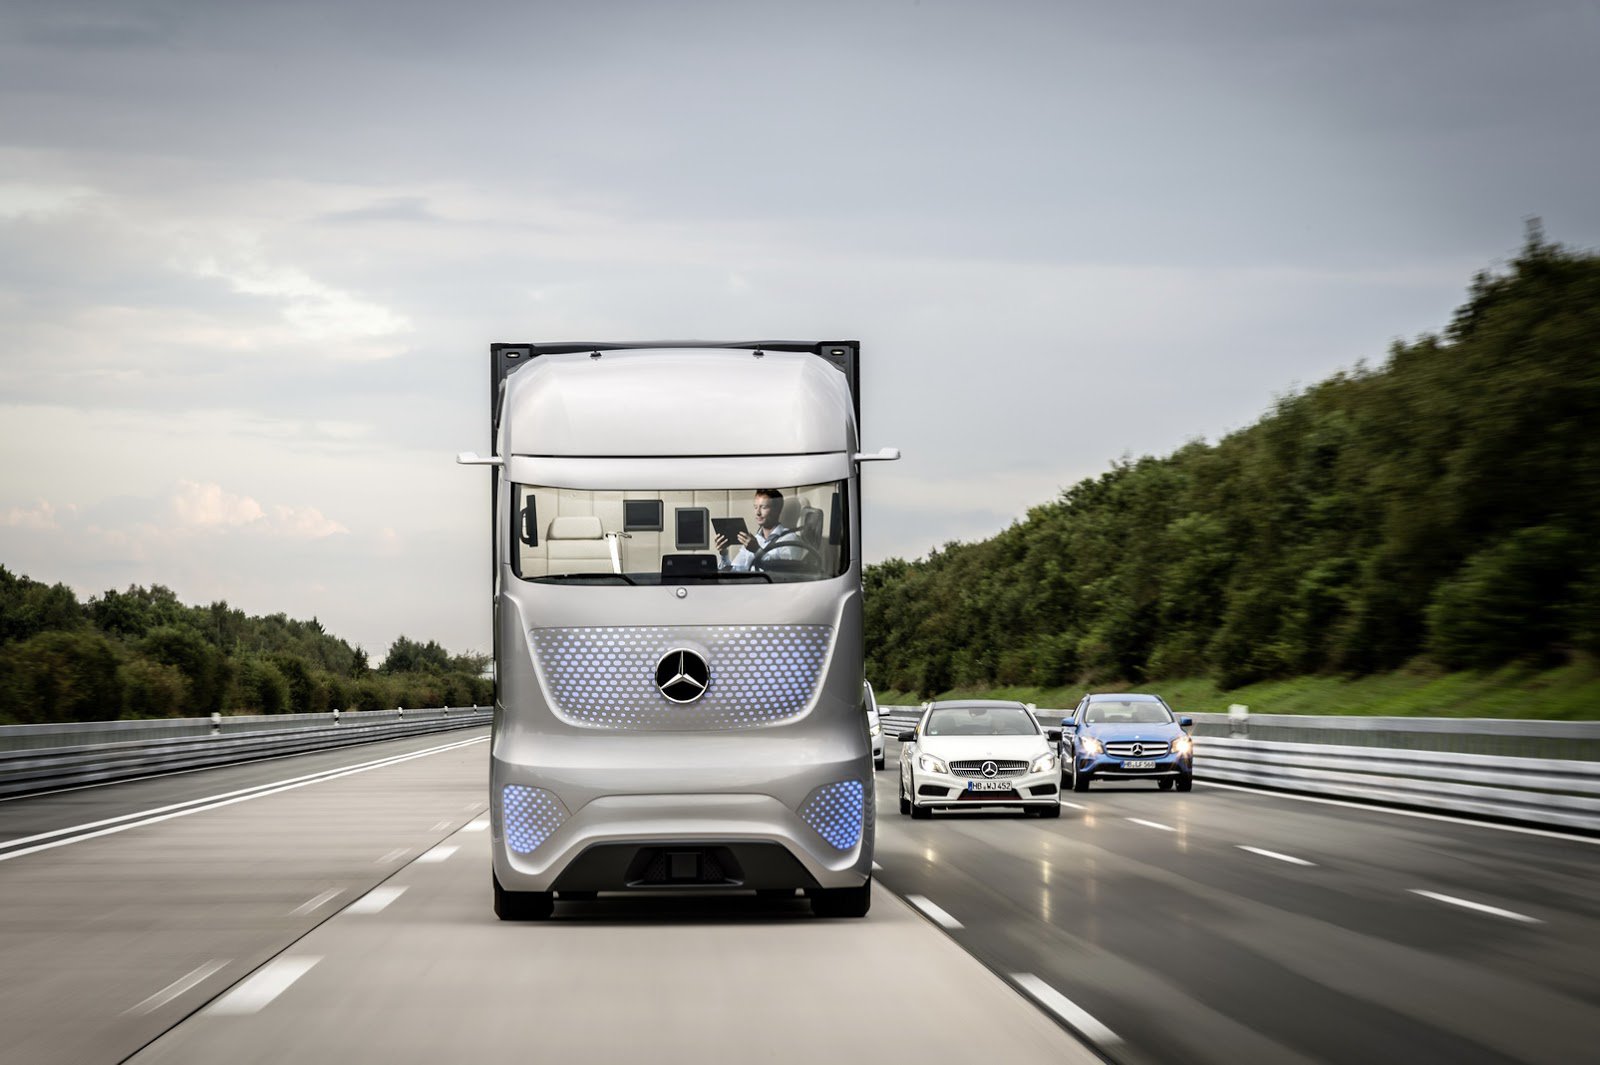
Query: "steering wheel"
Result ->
[[750, 537, 826, 575]]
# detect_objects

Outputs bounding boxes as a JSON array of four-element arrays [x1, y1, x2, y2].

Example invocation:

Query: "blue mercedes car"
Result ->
[[1061, 693, 1193, 792]]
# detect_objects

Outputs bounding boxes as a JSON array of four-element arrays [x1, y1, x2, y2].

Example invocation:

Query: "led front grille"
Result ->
[[502, 785, 568, 854], [530, 625, 831, 731], [800, 780, 865, 851]]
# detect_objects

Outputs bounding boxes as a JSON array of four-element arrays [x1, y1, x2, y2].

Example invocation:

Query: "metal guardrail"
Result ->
[[0, 707, 491, 799], [876, 704, 1600, 832]]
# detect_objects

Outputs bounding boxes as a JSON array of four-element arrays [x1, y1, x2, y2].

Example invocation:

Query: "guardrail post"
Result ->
[[1228, 704, 1250, 738], [332, 708, 340, 725], [397, 706, 404, 720]]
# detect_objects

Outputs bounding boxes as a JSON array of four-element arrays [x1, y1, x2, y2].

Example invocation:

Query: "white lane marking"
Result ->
[[463, 818, 489, 832], [289, 889, 343, 916], [906, 894, 963, 929], [1057, 800, 1087, 810], [1197, 780, 1600, 847], [1012, 973, 1123, 1046], [1237, 845, 1315, 866], [1409, 889, 1541, 924], [375, 848, 409, 865], [124, 959, 229, 1016], [430, 820, 452, 832], [416, 845, 457, 864], [209, 956, 321, 1016], [1125, 817, 1175, 832], [0, 737, 489, 863], [345, 886, 407, 914]]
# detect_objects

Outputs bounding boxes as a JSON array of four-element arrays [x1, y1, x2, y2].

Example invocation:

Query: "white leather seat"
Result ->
[[546, 515, 612, 575]]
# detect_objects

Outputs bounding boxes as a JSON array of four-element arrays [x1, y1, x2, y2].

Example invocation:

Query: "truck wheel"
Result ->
[[812, 878, 871, 918], [494, 874, 554, 921]]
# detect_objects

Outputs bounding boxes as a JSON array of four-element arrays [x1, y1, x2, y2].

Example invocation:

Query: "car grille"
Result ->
[[1103, 741, 1168, 757], [950, 759, 1028, 777]]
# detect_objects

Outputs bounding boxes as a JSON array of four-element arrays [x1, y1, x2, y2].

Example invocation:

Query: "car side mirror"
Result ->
[[1062, 720, 1078, 731], [1045, 728, 1062, 742], [1179, 717, 1193, 728], [896, 730, 917, 743]]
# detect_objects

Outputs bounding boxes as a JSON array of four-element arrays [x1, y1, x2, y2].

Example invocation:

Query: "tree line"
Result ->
[[0, 575, 491, 724], [866, 227, 1600, 697]]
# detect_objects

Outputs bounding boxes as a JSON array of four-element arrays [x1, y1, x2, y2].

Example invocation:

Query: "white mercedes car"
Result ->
[[864, 680, 885, 770], [897, 700, 1062, 819]]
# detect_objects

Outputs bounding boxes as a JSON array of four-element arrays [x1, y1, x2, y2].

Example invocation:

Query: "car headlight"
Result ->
[[1029, 752, 1056, 774], [917, 753, 949, 774], [1171, 735, 1192, 757], [870, 723, 880, 737], [1078, 735, 1103, 756]]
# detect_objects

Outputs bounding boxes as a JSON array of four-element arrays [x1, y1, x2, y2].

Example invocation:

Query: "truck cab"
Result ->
[[460, 341, 898, 918]]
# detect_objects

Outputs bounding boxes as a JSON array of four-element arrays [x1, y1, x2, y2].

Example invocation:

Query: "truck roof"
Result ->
[[496, 345, 860, 458]]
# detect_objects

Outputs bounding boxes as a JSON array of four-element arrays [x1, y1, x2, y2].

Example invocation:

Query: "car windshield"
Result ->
[[1083, 700, 1173, 725], [510, 480, 849, 585], [925, 705, 1038, 737]]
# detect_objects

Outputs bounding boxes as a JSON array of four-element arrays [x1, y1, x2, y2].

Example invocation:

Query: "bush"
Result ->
[[231, 656, 290, 715], [1426, 526, 1580, 669], [119, 658, 191, 718], [0, 630, 123, 723]]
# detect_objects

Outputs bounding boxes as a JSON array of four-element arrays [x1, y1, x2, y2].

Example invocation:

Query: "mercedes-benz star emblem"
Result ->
[[1131, 743, 1144, 757], [981, 760, 998, 778], [654, 649, 709, 704]]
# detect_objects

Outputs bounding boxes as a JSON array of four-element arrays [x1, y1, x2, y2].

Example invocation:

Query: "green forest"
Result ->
[[865, 228, 1600, 706], [0, 573, 491, 725]]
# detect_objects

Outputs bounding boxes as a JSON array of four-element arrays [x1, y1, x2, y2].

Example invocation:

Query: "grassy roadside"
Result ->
[[872, 656, 1600, 720]]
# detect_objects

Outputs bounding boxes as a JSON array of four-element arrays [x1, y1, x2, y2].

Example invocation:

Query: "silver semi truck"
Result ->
[[459, 341, 899, 919]]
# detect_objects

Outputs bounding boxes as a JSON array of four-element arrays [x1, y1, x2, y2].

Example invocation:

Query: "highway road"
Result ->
[[1, 728, 1596, 1064]]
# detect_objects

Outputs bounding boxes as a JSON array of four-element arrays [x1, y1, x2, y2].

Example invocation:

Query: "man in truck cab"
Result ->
[[714, 488, 803, 571]]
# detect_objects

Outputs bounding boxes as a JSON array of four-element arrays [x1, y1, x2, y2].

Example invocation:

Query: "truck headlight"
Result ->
[[1171, 735, 1192, 757], [1078, 735, 1103, 756], [917, 753, 949, 774], [1029, 752, 1056, 774]]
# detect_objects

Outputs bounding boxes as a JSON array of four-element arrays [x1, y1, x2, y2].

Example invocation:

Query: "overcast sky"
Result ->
[[2, 0, 1597, 661]]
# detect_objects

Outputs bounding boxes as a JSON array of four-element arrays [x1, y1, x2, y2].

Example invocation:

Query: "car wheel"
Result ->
[[1071, 763, 1090, 792], [911, 795, 933, 820], [875, 756, 886, 771], [1175, 775, 1193, 792], [1038, 802, 1061, 819], [811, 877, 871, 918], [899, 775, 911, 815], [1158, 779, 1174, 791], [494, 874, 554, 921]]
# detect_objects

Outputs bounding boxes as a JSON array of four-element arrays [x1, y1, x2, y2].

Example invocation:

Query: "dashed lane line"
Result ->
[[289, 889, 344, 916], [906, 894, 963, 929], [1409, 889, 1541, 924], [1012, 972, 1123, 1047], [208, 956, 321, 1016], [125, 959, 230, 1016], [416, 844, 458, 864], [1124, 817, 1175, 832], [345, 886, 407, 915], [1237, 845, 1315, 866]]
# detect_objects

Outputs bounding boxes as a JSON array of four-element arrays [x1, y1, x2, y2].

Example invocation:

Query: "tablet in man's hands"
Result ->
[[711, 517, 750, 544]]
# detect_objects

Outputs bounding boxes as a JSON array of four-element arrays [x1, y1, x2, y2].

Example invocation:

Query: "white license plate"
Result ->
[[1121, 760, 1156, 770], [966, 779, 1013, 792]]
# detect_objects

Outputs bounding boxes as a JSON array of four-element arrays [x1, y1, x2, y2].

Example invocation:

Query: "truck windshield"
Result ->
[[511, 481, 850, 585]]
